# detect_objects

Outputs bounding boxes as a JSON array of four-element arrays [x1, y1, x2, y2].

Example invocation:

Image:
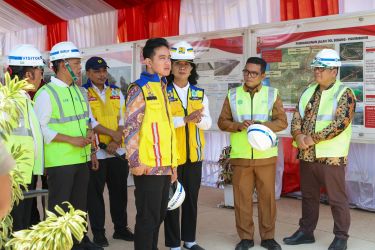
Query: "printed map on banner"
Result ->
[[192, 36, 244, 130], [263, 45, 334, 104], [256, 24, 375, 140]]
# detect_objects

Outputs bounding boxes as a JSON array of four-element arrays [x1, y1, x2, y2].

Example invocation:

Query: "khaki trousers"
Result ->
[[232, 163, 276, 240]]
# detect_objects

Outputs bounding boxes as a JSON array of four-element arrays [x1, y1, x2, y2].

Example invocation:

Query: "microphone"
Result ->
[[98, 143, 126, 161]]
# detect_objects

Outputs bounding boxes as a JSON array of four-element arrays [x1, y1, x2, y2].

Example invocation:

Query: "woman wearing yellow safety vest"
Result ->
[[5, 44, 44, 231], [164, 41, 212, 250]]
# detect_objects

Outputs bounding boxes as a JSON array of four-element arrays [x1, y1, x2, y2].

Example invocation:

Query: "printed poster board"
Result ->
[[252, 19, 375, 143]]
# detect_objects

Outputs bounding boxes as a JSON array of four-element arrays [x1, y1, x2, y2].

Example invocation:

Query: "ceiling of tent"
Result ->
[[0, 0, 155, 34]]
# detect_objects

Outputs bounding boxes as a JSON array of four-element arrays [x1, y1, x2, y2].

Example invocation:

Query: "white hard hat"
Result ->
[[167, 181, 185, 210], [50, 41, 81, 61], [170, 41, 195, 61], [8, 44, 44, 67], [311, 49, 341, 68], [247, 124, 278, 151]]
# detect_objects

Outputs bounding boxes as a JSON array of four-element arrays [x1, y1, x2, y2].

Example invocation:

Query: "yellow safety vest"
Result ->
[[5, 97, 44, 184], [134, 72, 178, 168], [84, 82, 125, 146], [34, 82, 90, 168], [228, 85, 278, 159], [167, 84, 205, 165], [298, 80, 353, 157]]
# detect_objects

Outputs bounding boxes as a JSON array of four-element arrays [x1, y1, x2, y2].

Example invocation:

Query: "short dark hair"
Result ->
[[167, 61, 199, 85], [143, 38, 169, 59], [51, 59, 63, 73], [8, 65, 34, 79], [246, 57, 267, 73]]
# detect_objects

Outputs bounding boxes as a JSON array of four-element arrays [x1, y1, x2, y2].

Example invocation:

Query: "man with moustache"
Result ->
[[218, 57, 287, 250]]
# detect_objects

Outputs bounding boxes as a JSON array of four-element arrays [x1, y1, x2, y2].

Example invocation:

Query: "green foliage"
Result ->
[[0, 167, 28, 249], [216, 146, 232, 187], [0, 72, 33, 248], [6, 202, 87, 250], [0, 73, 33, 140]]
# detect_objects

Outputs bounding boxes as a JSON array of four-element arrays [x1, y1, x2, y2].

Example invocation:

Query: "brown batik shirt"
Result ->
[[291, 84, 356, 166]]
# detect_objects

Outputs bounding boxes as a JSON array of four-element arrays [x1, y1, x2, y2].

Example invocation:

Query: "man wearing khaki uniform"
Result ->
[[218, 57, 287, 250]]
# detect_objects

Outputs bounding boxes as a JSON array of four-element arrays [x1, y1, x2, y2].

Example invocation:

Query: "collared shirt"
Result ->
[[217, 84, 288, 166], [88, 82, 126, 159], [172, 82, 212, 130], [291, 84, 356, 166], [34, 76, 97, 144], [124, 72, 172, 175]]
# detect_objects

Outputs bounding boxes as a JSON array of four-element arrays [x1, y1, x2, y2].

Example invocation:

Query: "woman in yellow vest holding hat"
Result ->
[[164, 41, 212, 250]]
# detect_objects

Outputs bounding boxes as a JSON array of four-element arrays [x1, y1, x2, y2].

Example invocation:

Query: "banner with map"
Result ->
[[255, 24, 375, 141]]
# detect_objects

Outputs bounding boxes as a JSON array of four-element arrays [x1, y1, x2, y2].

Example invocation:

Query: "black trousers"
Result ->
[[134, 175, 171, 250], [164, 161, 202, 247], [11, 176, 37, 231], [87, 156, 129, 235], [46, 163, 89, 212], [30, 175, 48, 225]]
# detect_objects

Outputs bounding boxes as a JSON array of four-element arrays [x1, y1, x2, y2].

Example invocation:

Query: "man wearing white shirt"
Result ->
[[33, 42, 102, 250], [164, 41, 211, 250], [82, 56, 133, 247]]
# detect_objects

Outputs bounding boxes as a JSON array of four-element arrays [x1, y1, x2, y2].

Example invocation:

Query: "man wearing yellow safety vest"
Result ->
[[283, 49, 355, 250], [83, 56, 134, 247], [124, 37, 178, 250], [164, 41, 211, 250], [218, 57, 287, 250], [5, 44, 44, 231], [34, 42, 102, 250]]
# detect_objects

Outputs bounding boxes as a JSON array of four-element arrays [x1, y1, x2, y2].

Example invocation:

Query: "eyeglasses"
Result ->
[[242, 69, 260, 78], [313, 67, 335, 72]]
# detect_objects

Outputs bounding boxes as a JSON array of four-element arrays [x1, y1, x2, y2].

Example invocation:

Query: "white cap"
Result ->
[[311, 49, 341, 67], [8, 44, 44, 67], [167, 181, 186, 210], [50, 41, 81, 61], [170, 41, 195, 61], [247, 124, 278, 151]]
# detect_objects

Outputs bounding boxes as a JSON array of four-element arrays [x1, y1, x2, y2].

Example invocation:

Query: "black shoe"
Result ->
[[81, 236, 104, 250], [283, 230, 315, 245], [235, 239, 254, 250], [93, 233, 109, 247], [260, 239, 282, 250], [328, 237, 347, 250], [183, 243, 205, 250], [71, 245, 84, 250], [113, 227, 134, 241]]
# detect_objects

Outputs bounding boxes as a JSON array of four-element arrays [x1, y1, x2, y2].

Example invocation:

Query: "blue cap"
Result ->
[[85, 56, 109, 71]]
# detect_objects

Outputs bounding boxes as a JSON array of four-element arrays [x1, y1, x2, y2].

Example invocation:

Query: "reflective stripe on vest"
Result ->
[[229, 86, 275, 122], [298, 80, 352, 157], [167, 85, 205, 165], [299, 83, 346, 121], [228, 85, 278, 159], [135, 81, 178, 167], [45, 84, 89, 124], [86, 86, 124, 146], [35, 82, 90, 167]]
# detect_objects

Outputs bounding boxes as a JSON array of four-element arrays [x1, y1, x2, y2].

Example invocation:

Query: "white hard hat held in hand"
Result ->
[[311, 49, 341, 68], [247, 124, 278, 151], [167, 181, 185, 210], [50, 41, 81, 61], [170, 41, 195, 61], [8, 44, 44, 67]]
